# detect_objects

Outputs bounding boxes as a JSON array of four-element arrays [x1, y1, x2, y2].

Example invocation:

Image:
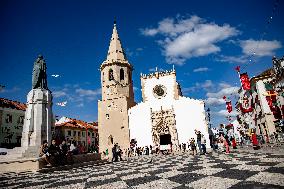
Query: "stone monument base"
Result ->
[[0, 158, 44, 173]]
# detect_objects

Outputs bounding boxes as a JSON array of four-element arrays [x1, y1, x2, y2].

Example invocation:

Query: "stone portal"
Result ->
[[151, 107, 179, 151]]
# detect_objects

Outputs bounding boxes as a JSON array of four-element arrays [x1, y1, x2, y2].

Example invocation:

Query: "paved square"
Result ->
[[0, 146, 284, 188]]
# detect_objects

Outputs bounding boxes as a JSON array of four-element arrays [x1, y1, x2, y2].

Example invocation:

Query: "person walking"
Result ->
[[251, 131, 260, 150], [231, 137, 237, 149], [190, 138, 197, 156], [117, 145, 123, 161], [182, 143, 186, 152], [195, 130, 202, 155], [112, 144, 117, 162], [224, 135, 230, 154], [201, 134, 206, 154]]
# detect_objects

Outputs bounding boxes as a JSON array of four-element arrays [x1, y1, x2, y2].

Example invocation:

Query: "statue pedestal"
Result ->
[[21, 89, 53, 158]]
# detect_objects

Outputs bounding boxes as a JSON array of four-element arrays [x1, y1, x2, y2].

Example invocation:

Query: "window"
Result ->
[[102, 72, 105, 82], [67, 130, 71, 136], [106, 114, 110, 119], [82, 131, 85, 137], [78, 131, 81, 137], [92, 133, 95, 137], [88, 132, 91, 136], [120, 68, 124, 81], [73, 131, 76, 137], [5, 114, 12, 123], [109, 69, 114, 81], [18, 116, 24, 124], [108, 135, 113, 145]]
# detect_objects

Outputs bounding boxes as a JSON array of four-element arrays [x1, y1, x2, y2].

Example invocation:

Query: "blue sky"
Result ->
[[0, 0, 283, 127]]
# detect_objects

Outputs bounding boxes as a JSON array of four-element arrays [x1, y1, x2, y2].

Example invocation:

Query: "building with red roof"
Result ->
[[0, 98, 27, 148], [54, 117, 99, 151]]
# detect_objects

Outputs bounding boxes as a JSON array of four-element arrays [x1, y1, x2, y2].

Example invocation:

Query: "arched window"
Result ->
[[102, 72, 104, 82], [108, 135, 113, 145], [109, 69, 114, 81], [120, 68, 124, 81]]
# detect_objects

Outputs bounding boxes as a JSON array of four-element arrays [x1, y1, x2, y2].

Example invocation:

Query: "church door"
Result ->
[[160, 134, 171, 145]]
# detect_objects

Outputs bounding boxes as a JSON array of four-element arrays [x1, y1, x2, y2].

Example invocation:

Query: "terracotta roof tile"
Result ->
[[55, 117, 98, 131], [0, 98, 27, 111]]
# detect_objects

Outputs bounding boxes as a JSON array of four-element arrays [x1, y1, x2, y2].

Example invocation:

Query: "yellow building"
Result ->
[[55, 117, 98, 150]]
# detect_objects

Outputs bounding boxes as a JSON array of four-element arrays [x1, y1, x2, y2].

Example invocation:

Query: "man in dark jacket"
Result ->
[[49, 139, 60, 165], [112, 144, 118, 162]]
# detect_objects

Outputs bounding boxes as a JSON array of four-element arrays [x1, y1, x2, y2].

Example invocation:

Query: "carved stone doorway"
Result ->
[[151, 107, 179, 151]]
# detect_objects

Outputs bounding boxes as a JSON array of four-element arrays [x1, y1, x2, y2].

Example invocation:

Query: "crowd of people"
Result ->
[[39, 139, 99, 167], [41, 129, 283, 166], [115, 128, 283, 160]]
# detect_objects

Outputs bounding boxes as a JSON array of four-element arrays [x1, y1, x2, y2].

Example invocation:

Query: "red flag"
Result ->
[[223, 96, 227, 100], [240, 73, 251, 90], [235, 66, 240, 72], [240, 97, 253, 113], [226, 101, 232, 113]]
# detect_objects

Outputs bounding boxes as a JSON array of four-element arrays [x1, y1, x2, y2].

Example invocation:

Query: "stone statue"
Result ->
[[32, 55, 48, 89]]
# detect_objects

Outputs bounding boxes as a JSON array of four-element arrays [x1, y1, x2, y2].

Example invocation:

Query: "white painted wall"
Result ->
[[128, 103, 152, 147], [256, 80, 272, 114], [174, 97, 209, 147], [128, 97, 209, 148]]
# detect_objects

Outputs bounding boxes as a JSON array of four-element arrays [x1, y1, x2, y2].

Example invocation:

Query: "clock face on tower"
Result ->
[[153, 85, 167, 98]]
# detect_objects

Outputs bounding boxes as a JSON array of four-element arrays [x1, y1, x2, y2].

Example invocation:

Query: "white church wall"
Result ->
[[128, 103, 152, 147], [174, 97, 210, 148], [128, 96, 210, 148]]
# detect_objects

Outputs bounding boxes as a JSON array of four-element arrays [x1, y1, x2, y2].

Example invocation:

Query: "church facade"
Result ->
[[98, 23, 209, 157], [128, 70, 210, 150]]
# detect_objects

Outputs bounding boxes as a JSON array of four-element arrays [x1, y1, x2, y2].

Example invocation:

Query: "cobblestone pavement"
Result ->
[[0, 145, 284, 189]]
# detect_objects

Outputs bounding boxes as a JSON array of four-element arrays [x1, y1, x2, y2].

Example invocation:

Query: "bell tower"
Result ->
[[98, 21, 135, 157]]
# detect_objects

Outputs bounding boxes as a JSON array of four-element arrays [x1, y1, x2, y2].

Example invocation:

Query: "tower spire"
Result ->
[[105, 21, 127, 62]]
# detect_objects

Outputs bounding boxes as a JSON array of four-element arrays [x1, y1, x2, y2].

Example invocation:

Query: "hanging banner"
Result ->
[[223, 96, 233, 113], [226, 101, 233, 113], [235, 66, 240, 72], [240, 73, 251, 90], [240, 97, 253, 113]]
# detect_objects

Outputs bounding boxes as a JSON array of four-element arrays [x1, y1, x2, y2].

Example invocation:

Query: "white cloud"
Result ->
[[53, 91, 67, 98], [240, 39, 281, 56], [205, 97, 225, 106], [0, 86, 20, 93], [76, 103, 84, 107], [218, 82, 232, 88], [216, 109, 238, 117], [216, 55, 248, 64], [141, 15, 239, 65], [183, 80, 214, 93], [141, 28, 159, 36], [193, 67, 209, 72], [207, 86, 239, 98], [76, 88, 101, 97]]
